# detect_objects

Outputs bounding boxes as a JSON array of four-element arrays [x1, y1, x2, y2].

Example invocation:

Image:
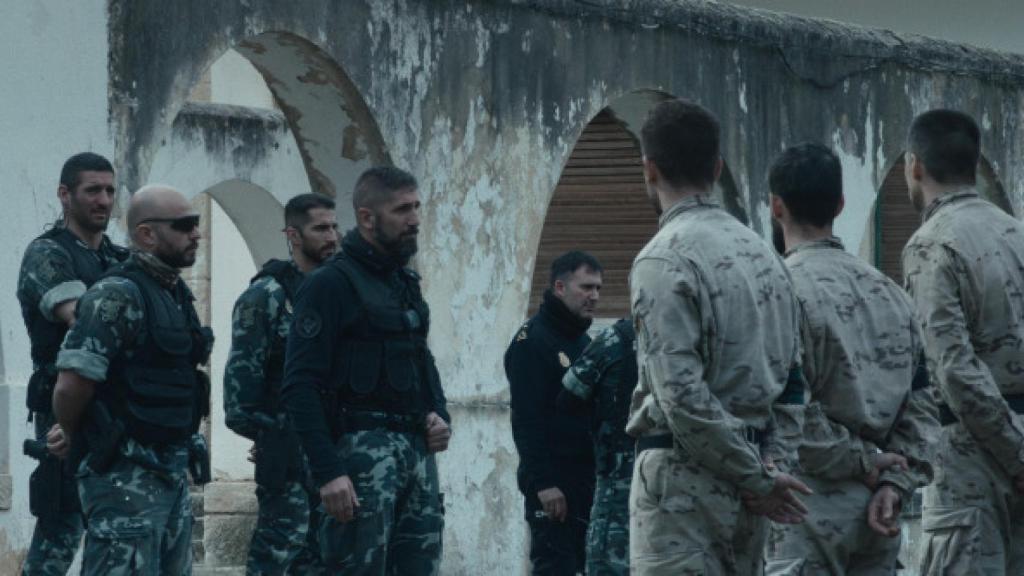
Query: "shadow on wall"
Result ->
[[873, 154, 1010, 283], [528, 90, 749, 320]]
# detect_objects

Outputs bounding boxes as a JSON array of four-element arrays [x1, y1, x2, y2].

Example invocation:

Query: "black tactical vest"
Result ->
[[22, 227, 128, 367], [101, 260, 212, 445], [250, 259, 304, 412], [330, 255, 430, 416], [595, 318, 639, 464]]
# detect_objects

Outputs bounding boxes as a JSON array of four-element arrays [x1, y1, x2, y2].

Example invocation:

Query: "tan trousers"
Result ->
[[919, 423, 1024, 575], [765, 476, 900, 575], [629, 447, 767, 575]]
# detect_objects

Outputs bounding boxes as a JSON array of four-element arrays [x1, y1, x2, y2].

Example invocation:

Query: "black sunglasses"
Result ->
[[140, 215, 201, 232]]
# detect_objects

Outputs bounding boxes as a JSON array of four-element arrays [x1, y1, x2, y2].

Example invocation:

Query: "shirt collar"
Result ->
[[658, 194, 720, 228], [921, 187, 979, 223], [784, 236, 844, 258]]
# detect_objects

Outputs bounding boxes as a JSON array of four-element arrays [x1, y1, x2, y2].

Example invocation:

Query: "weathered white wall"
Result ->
[[0, 0, 113, 570]]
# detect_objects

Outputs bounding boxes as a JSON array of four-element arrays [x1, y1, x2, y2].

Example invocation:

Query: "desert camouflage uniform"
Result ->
[[626, 195, 804, 575], [766, 237, 939, 575], [17, 230, 125, 575], [562, 319, 636, 575], [903, 190, 1024, 575], [55, 252, 200, 576], [224, 261, 324, 575]]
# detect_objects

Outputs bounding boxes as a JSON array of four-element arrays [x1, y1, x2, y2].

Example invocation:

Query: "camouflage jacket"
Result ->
[[562, 318, 636, 479], [903, 189, 1024, 479], [625, 195, 804, 495], [55, 251, 198, 470], [786, 237, 938, 494], [223, 262, 299, 441]]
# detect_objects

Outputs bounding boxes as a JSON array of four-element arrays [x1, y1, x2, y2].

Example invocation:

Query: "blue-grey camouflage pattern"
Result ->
[[903, 190, 1024, 574], [77, 442, 193, 576], [318, 428, 443, 575], [767, 236, 938, 574], [224, 265, 325, 575], [626, 196, 803, 575], [55, 252, 199, 574], [563, 323, 633, 575]]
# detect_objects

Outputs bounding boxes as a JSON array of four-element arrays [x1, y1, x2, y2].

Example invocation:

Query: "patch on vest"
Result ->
[[294, 310, 322, 339], [98, 297, 125, 324]]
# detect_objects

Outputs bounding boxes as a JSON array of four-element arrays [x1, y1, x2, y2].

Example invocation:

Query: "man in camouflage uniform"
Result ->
[[224, 193, 337, 575], [626, 99, 811, 575], [764, 143, 939, 574], [16, 152, 127, 575], [560, 317, 636, 575], [282, 167, 451, 575], [901, 110, 1024, 574], [51, 184, 212, 576]]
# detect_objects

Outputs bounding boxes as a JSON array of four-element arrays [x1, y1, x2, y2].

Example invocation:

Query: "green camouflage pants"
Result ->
[[630, 448, 767, 576], [77, 444, 192, 576], [919, 423, 1024, 575], [246, 479, 319, 575], [587, 472, 630, 576], [318, 429, 443, 575], [766, 476, 900, 575], [23, 412, 84, 576]]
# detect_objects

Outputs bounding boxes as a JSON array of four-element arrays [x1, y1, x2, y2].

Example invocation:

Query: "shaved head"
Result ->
[[128, 184, 202, 268]]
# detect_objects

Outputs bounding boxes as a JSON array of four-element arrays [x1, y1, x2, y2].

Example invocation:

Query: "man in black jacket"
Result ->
[[281, 166, 450, 575], [505, 251, 603, 575]]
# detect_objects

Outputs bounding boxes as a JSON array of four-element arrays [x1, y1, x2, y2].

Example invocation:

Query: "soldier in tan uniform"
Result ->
[[764, 143, 939, 574], [902, 109, 1024, 575], [626, 99, 811, 575]]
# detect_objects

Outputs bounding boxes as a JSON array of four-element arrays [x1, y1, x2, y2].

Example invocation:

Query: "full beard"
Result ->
[[157, 245, 197, 269], [375, 228, 418, 264]]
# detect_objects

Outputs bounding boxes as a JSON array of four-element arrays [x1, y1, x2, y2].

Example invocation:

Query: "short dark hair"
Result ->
[[640, 99, 720, 189], [908, 109, 980, 185], [549, 251, 603, 288], [769, 143, 843, 227], [353, 166, 418, 211], [285, 193, 335, 229], [60, 152, 114, 190]]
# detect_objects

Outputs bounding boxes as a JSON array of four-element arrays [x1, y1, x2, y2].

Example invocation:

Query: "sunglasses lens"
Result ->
[[171, 216, 200, 232]]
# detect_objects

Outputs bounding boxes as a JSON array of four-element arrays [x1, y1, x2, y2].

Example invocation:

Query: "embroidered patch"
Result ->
[[515, 328, 528, 342], [294, 310, 322, 339], [98, 297, 125, 324]]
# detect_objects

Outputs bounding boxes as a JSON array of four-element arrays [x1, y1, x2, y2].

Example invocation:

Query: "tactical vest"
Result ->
[[594, 318, 638, 473], [329, 255, 430, 416], [23, 227, 128, 367], [250, 259, 304, 413], [100, 260, 212, 445]]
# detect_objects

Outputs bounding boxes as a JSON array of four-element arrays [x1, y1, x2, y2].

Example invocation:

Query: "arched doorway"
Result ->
[[874, 155, 1012, 283], [529, 102, 747, 320]]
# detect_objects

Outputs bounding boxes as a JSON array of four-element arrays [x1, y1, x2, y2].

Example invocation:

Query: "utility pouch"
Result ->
[[27, 449, 61, 522], [254, 421, 302, 492], [188, 434, 211, 486], [26, 366, 58, 413]]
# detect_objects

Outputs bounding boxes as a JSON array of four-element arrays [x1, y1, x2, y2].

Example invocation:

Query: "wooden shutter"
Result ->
[[528, 110, 658, 319], [876, 159, 919, 283]]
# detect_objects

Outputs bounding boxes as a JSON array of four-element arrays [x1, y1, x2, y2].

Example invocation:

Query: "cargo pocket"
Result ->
[[344, 341, 383, 395], [383, 340, 419, 392], [919, 507, 981, 576], [83, 518, 153, 576], [633, 548, 714, 576], [319, 500, 386, 568]]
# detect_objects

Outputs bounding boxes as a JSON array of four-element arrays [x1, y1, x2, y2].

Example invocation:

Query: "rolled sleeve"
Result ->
[[54, 348, 109, 382], [40, 280, 87, 321]]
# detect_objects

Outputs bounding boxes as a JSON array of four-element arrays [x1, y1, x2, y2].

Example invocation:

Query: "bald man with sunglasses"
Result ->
[[51, 184, 214, 576]]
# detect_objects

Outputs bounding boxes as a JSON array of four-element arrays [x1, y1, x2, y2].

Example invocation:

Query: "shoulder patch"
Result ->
[[516, 328, 528, 342], [294, 309, 323, 339], [98, 297, 126, 324]]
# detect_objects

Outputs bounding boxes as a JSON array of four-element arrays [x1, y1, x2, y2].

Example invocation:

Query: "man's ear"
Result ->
[[642, 157, 659, 187], [284, 226, 301, 249], [356, 207, 375, 231], [770, 194, 786, 220], [552, 278, 566, 297], [907, 152, 925, 183], [58, 184, 70, 209]]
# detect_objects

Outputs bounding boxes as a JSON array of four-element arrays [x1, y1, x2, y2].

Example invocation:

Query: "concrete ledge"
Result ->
[[204, 513, 257, 568], [203, 480, 258, 515]]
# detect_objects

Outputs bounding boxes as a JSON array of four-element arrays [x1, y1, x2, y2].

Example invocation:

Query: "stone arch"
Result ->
[[873, 153, 1012, 282], [202, 179, 286, 268], [120, 30, 390, 227], [528, 91, 747, 319]]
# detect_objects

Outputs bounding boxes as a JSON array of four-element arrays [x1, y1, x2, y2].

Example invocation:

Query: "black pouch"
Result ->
[[28, 456, 61, 523], [384, 341, 419, 392], [254, 426, 290, 492], [26, 367, 57, 413], [345, 341, 383, 395]]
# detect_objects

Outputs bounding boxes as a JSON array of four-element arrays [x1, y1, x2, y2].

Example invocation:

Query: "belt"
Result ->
[[340, 410, 422, 435], [938, 393, 1024, 426], [636, 427, 766, 454]]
